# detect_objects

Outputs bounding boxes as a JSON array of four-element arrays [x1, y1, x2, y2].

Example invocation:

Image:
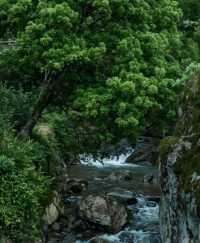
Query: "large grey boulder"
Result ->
[[79, 195, 128, 233]]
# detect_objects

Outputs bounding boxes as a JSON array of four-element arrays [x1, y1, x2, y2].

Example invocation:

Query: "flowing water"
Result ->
[[67, 151, 161, 243]]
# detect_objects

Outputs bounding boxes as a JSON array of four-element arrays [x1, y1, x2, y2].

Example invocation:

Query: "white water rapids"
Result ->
[[80, 149, 136, 168]]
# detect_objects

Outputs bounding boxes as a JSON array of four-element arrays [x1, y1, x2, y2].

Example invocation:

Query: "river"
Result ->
[[65, 151, 161, 243]]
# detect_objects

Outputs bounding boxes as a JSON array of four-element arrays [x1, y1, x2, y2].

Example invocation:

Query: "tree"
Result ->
[[179, 0, 200, 64], [0, 0, 182, 141]]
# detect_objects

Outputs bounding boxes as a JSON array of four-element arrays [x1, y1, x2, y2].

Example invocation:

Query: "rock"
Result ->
[[126, 136, 159, 165], [66, 178, 88, 195], [44, 203, 59, 226], [43, 191, 64, 226], [143, 172, 159, 185], [51, 222, 60, 231], [107, 190, 137, 205], [79, 195, 128, 233], [62, 233, 76, 243], [160, 70, 200, 242], [107, 171, 132, 181], [90, 237, 112, 243], [57, 172, 69, 193]]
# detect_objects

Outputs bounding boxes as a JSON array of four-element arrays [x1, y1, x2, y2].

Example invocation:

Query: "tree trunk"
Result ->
[[19, 77, 56, 138]]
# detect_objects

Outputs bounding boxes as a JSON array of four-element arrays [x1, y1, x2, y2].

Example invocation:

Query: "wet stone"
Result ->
[[79, 195, 128, 233], [107, 190, 137, 205]]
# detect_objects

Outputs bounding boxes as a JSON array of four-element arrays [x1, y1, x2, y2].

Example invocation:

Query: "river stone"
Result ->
[[107, 171, 132, 181], [90, 237, 112, 243], [143, 173, 159, 185], [107, 190, 137, 205], [51, 222, 60, 231], [62, 233, 76, 243], [66, 178, 88, 195], [79, 195, 128, 233], [125, 136, 159, 165]]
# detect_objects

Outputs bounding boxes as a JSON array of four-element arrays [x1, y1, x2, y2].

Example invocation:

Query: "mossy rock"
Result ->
[[170, 67, 200, 209], [161, 66, 200, 209], [159, 136, 179, 160]]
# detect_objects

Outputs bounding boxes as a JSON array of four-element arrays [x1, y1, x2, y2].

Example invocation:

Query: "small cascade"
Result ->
[[79, 149, 136, 168]]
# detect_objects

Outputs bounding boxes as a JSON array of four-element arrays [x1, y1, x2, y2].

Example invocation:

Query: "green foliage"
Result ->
[[0, 85, 49, 242], [159, 136, 179, 160], [0, 132, 49, 242], [180, 0, 200, 22], [0, 0, 36, 38], [179, 0, 200, 65], [38, 111, 114, 159], [0, 83, 36, 130], [0, 0, 183, 142]]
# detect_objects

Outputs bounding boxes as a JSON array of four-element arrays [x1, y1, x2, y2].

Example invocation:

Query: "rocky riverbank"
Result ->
[[41, 146, 161, 243]]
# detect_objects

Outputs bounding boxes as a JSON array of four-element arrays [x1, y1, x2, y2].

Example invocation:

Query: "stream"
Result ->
[[66, 151, 161, 243]]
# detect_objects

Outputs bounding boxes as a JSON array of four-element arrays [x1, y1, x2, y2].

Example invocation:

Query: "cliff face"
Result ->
[[160, 70, 200, 243]]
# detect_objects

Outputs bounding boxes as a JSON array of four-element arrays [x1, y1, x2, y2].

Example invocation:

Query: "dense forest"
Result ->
[[0, 0, 200, 242]]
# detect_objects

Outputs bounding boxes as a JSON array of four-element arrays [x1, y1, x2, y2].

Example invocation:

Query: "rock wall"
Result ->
[[160, 70, 200, 243]]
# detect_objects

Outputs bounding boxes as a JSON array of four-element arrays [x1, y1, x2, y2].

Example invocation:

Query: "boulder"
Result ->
[[126, 136, 159, 165], [66, 178, 88, 195], [143, 172, 159, 185], [79, 195, 128, 233], [43, 191, 64, 226]]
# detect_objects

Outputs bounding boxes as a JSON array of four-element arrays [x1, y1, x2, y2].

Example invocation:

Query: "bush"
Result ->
[[0, 85, 49, 242], [0, 83, 36, 130]]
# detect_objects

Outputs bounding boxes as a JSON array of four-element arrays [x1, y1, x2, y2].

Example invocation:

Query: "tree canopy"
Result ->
[[1, 0, 182, 142]]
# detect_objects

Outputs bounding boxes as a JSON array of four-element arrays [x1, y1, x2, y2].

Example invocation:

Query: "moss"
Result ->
[[159, 136, 179, 160], [172, 71, 200, 208], [161, 70, 200, 210], [173, 134, 200, 211]]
